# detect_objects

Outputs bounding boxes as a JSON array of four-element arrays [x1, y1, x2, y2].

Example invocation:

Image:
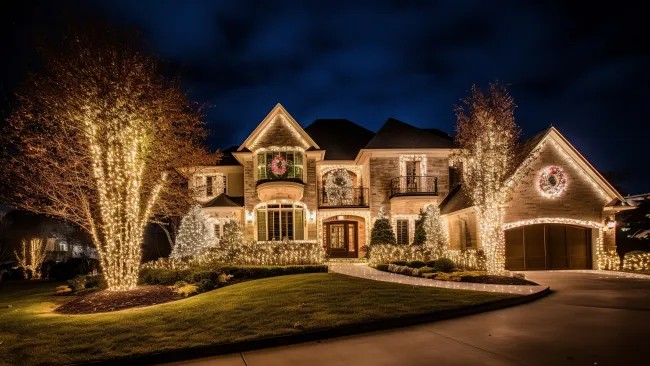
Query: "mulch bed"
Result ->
[[460, 275, 538, 286], [55, 285, 182, 314]]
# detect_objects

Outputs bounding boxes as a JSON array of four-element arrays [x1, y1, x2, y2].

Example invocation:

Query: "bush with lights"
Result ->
[[622, 251, 650, 271]]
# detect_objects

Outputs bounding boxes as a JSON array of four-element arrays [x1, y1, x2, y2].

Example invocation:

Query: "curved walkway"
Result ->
[[172, 270, 650, 366], [329, 262, 548, 295]]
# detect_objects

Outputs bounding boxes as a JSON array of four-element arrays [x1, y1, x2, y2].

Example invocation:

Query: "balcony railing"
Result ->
[[390, 176, 438, 197], [319, 187, 369, 207], [257, 166, 303, 186]]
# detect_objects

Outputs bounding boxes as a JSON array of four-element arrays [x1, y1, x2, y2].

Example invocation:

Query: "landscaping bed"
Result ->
[[375, 261, 538, 286], [0, 273, 519, 365], [56, 285, 181, 314]]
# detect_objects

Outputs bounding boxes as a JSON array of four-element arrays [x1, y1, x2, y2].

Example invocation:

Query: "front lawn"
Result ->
[[0, 273, 517, 365]]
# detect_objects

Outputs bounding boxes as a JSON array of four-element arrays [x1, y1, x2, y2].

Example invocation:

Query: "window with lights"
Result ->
[[257, 151, 303, 182], [256, 204, 305, 241]]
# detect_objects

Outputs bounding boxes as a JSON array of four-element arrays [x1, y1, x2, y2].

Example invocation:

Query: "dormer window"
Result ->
[[257, 150, 303, 182]]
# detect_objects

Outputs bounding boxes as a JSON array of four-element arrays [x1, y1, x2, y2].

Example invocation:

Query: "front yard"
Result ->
[[0, 273, 518, 365]]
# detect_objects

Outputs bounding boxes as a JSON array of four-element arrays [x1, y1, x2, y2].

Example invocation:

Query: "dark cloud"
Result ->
[[1, 0, 647, 194]]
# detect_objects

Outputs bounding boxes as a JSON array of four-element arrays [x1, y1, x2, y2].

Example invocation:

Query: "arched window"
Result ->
[[256, 204, 305, 241]]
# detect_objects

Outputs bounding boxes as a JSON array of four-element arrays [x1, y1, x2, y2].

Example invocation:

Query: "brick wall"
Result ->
[[369, 157, 399, 218], [250, 117, 305, 150], [304, 158, 318, 239], [504, 142, 610, 225], [243, 159, 258, 240]]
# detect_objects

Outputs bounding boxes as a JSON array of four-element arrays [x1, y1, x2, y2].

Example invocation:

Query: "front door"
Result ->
[[325, 221, 358, 258]]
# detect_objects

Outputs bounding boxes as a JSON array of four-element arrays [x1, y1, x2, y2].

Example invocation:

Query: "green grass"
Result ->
[[0, 273, 517, 365]]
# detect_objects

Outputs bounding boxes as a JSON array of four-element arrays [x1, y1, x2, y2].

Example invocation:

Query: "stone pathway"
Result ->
[[328, 263, 548, 295]]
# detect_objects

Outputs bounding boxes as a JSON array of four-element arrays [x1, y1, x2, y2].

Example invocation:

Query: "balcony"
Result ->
[[389, 176, 438, 198], [319, 187, 369, 208]]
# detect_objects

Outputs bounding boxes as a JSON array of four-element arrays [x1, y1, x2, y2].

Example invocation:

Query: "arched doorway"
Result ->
[[321, 214, 367, 258], [505, 223, 591, 270]]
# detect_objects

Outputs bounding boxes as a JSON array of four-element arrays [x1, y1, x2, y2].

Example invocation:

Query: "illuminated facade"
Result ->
[[188, 104, 631, 266]]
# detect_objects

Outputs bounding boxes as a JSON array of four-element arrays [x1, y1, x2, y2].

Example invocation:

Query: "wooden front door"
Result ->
[[325, 221, 358, 258]]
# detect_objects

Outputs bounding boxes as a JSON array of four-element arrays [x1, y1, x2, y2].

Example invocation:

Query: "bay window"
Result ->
[[257, 151, 303, 181], [256, 204, 305, 241]]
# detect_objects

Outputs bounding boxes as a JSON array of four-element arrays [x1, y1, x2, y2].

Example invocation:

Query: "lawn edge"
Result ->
[[78, 286, 550, 366]]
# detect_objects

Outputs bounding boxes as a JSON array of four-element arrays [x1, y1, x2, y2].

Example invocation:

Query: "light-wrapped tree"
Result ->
[[15, 238, 47, 279], [423, 204, 448, 258], [218, 219, 245, 263], [370, 208, 397, 245], [411, 208, 427, 246], [0, 27, 219, 290], [170, 205, 215, 261], [454, 84, 521, 273]]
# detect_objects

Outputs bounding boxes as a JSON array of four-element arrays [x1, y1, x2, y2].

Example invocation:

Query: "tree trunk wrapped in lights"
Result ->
[[15, 239, 47, 279], [1, 27, 218, 290], [454, 84, 521, 274]]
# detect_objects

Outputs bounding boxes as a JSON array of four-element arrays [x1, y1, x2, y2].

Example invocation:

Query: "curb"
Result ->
[[81, 286, 550, 365]]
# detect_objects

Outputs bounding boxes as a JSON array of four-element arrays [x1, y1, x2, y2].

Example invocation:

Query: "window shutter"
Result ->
[[257, 210, 267, 241]]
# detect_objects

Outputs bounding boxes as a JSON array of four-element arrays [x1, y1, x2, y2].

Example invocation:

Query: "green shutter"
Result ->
[[294, 209, 304, 240], [257, 154, 266, 180], [257, 210, 267, 241]]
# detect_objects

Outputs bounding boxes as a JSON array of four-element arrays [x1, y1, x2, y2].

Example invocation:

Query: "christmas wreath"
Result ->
[[538, 166, 567, 198], [270, 156, 287, 176], [325, 169, 354, 205]]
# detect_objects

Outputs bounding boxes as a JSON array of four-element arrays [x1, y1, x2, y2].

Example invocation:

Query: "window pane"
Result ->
[[294, 209, 304, 240], [258, 154, 266, 179], [222, 175, 227, 195], [271, 211, 280, 240], [348, 224, 355, 251], [206, 176, 213, 196]]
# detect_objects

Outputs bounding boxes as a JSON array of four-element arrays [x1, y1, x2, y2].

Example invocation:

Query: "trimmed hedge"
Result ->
[[139, 265, 329, 286]]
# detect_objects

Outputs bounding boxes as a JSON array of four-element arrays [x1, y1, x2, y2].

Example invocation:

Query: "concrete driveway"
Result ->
[[171, 271, 650, 366]]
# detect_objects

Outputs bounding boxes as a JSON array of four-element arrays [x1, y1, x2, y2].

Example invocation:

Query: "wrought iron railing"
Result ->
[[389, 176, 438, 197], [319, 187, 369, 207]]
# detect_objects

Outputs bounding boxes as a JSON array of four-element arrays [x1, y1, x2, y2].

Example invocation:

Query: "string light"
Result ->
[[502, 218, 615, 270], [318, 210, 371, 249], [319, 165, 362, 179], [253, 146, 306, 155], [399, 154, 427, 176], [622, 252, 650, 271]]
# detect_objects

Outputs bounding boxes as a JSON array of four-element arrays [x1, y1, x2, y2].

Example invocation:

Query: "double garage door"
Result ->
[[505, 224, 591, 270]]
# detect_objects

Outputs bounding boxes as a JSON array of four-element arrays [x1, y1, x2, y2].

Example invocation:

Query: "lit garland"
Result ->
[[253, 145, 306, 155], [538, 166, 567, 198], [324, 169, 354, 205], [368, 244, 434, 265], [318, 210, 371, 249], [319, 164, 362, 179], [622, 251, 650, 271], [399, 154, 427, 176], [502, 218, 615, 270]]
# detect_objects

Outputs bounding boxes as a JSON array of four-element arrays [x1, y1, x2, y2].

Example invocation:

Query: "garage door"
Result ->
[[505, 224, 591, 270]]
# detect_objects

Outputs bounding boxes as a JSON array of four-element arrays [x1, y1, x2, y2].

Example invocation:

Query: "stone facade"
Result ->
[[195, 105, 624, 270]]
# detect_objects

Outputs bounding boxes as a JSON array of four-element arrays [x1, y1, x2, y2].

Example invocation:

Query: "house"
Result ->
[[188, 103, 632, 270]]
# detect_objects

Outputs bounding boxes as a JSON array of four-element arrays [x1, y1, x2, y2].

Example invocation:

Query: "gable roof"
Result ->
[[439, 184, 472, 215], [304, 119, 375, 160], [439, 126, 625, 215], [364, 118, 456, 149], [238, 103, 319, 152], [202, 194, 244, 208], [516, 127, 624, 201]]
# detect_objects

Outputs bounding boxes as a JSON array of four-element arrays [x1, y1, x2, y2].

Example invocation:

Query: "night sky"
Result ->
[[1, 1, 647, 194]]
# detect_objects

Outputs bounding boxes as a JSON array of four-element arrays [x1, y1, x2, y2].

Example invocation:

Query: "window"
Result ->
[[57, 242, 68, 252], [206, 176, 213, 196], [459, 218, 472, 248], [214, 224, 223, 239], [257, 151, 303, 181], [256, 204, 305, 241], [222, 175, 227, 195], [396, 220, 409, 245]]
